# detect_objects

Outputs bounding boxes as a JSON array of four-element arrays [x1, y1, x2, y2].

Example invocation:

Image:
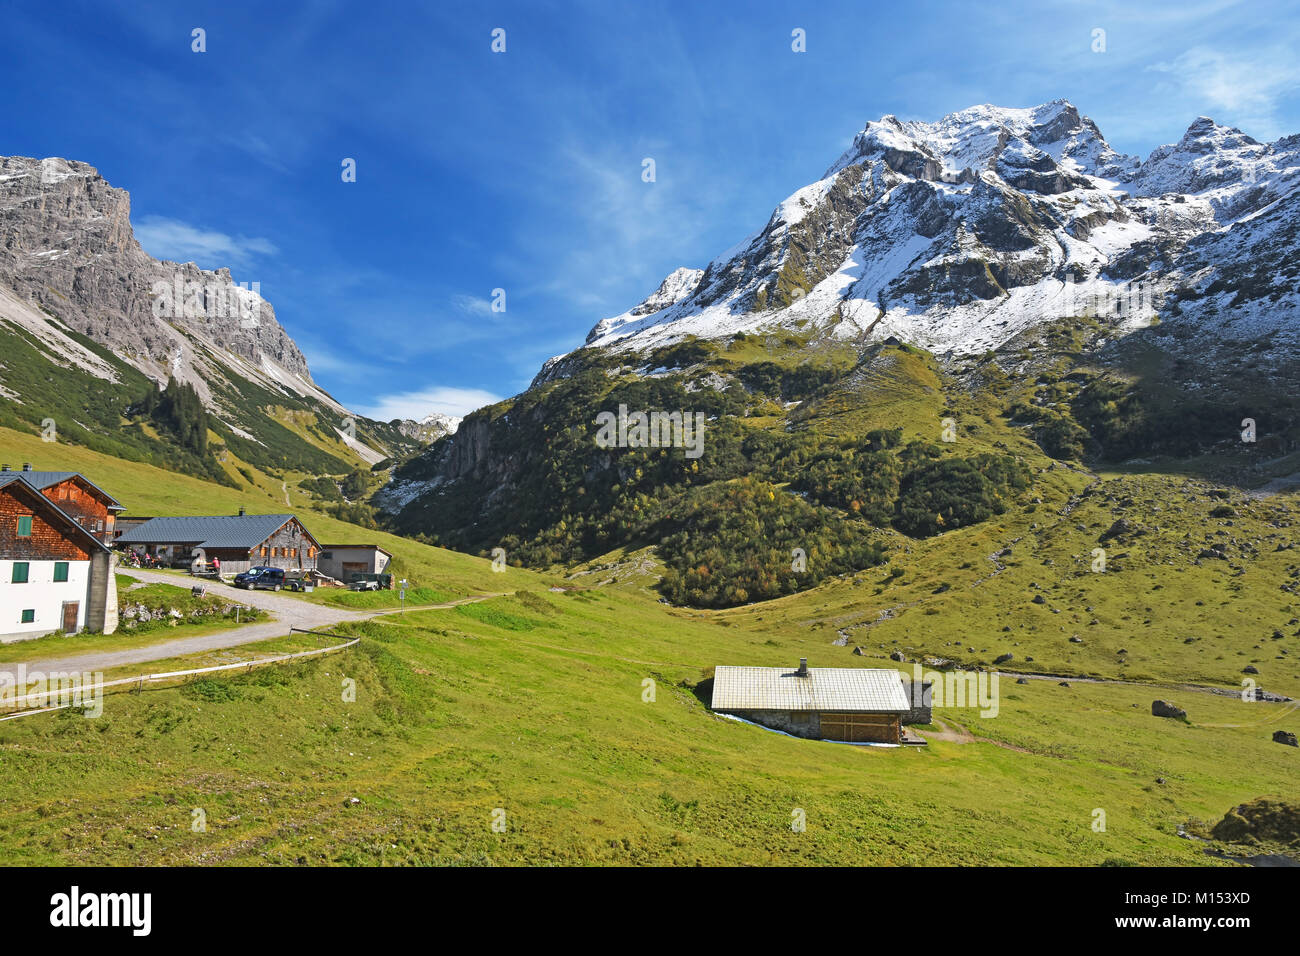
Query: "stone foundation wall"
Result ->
[[727, 709, 821, 739]]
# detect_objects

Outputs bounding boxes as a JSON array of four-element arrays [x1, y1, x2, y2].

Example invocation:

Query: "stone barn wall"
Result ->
[[726, 709, 821, 739]]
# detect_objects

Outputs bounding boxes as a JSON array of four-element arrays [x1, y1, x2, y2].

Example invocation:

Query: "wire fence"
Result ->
[[0, 627, 359, 722]]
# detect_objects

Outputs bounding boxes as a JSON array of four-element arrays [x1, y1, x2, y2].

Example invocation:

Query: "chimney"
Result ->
[[238, 506, 246, 516], [21, 463, 32, 471], [796, 658, 809, 677]]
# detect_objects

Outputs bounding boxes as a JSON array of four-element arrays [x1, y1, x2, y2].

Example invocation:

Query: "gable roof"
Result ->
[[711, 665, 910, 712], [0, 475, 110, 553], [116, 514, 317, 550], [6, 470, 126, 511]]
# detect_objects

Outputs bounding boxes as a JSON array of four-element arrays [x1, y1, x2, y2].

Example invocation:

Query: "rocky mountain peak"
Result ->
[[0, 154, 326, 409], [551, 100, 1298, 380], [585, 266, 704, 343], [393, 412, 462, 444]]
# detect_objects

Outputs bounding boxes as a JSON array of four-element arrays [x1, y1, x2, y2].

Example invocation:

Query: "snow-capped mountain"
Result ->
[[393, 412, 462, 443], [544, 100, 1300, 378]]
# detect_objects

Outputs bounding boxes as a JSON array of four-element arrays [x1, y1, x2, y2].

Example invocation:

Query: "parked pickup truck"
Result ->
[[283, 571, 314, 592], [347, 572, 391, 591]]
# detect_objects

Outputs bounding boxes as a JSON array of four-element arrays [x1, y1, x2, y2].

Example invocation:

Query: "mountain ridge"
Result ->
[[386, 99, 1300, 597], [0, 155, 325, 406], [0, 153, 424, 482], [541, 100, 1298, 382]]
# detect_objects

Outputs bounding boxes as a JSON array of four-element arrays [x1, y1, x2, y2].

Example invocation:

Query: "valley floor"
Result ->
[[0, 429, 1295, 866], [0, 572, 1294, 865]]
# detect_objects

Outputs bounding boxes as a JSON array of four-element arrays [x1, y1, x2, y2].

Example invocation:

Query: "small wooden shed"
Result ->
[[711, 660, 910, 743]]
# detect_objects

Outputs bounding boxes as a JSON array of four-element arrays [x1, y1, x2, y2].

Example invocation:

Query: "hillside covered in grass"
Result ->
[[383, 335, 1039, 606], [0, 408, 1295, 866], [381, 313, 1300, 615], [0, 581, 1294, 866], [0, 314, 420, 499], [0, 424, 525, 599]]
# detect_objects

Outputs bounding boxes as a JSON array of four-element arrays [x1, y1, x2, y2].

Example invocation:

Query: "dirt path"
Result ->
[[2, 568, 501, 674], [1247, 470, 1300, 499], [914, 716, 1033, 753]]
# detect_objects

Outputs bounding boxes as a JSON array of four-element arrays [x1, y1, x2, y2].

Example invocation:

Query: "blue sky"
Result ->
[[3, 0, 1298, 420]]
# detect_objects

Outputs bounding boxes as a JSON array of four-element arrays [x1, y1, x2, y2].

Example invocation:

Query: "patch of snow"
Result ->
[[334, 425, 387, 465]]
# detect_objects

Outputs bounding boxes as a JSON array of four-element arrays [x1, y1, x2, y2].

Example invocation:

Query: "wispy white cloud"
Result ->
[[1148, 45, 1300, 136], [220, 131, 292, 174], [355, 386, 503, 422], [451, 293, 494, 317], [512, 140, 717, 318], [135, 216, 279, 268]]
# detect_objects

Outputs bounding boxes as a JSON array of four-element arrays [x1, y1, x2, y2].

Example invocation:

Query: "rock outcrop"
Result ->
[[541, 100, 1300, 379], [0, 155, 336, 412]]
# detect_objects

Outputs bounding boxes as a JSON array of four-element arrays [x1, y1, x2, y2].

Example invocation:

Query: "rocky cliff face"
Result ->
[[0, 154, 419, 474], [545, 100, 1299, 376], [0, 155, 329, 410]]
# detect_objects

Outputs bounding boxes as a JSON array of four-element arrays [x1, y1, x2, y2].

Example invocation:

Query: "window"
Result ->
[[53, 562, 69, 582], [12, 562, 29, 584], [16, 515, 32, 537], [20, 610, 34, 624], [95, 520, 103, 531]]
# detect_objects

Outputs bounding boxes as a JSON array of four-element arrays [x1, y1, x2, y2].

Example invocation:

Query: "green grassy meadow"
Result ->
[[0, 583, 1293, 865], [1, 405, 1297, 865]]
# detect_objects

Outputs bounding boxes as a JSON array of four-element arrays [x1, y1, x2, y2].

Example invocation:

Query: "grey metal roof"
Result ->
[[116, 514, 309, 550], [321, 543, 393, 555], [712, 665, 910, 712], [5, 470, 126, 509], [0, 475, 110, 552]]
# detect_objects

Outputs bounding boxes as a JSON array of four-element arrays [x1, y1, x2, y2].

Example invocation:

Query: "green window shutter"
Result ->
[[20, 609, 35, 624], [17, 515, 33, 537], [12, 562, 29, 584], [53, 562, 69, 582]]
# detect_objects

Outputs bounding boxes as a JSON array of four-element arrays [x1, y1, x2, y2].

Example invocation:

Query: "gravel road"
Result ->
[[2, 568, 494, 674]]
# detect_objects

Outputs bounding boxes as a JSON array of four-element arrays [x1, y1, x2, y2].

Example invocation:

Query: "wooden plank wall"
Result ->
[[0, 487, 90, 562]]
